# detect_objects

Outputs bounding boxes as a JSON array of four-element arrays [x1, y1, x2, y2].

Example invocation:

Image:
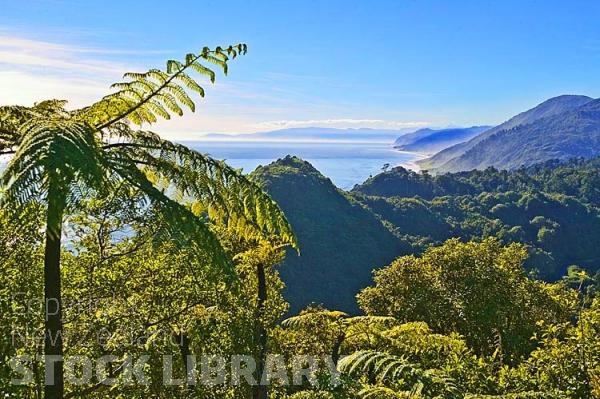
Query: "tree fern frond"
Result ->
[[282, 310, 350, 329], [1, 117, 110, 215], [163, 84, 195, 112], [358, 386, 416, 399], [104, 152, 231, 271], [345, 316, 397, 326], [339, 350, 458, 398], [78, 44, 246, 129], [173, 72, 206, 97], [338, 351, 413, 381], [166, 59, 185, 74], [145, 101, 171, 120], [188, 63, 216, 83], [103, 127, 298, 249], [200, 54, 228, 75], [145, 69, 169, 84]]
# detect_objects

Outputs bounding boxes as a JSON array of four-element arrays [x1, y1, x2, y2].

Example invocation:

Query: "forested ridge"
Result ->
[[251, 156, 600, 315], [352, 157, 600, 278]]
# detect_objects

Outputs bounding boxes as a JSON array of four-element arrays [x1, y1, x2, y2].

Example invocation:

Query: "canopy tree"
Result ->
[[0, 44, 297, 399]]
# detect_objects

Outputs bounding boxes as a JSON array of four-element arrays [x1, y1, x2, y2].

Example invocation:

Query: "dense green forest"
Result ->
[[2, 50, 600, 399], [251, 156, 600, 314], [353, 157, 600, 278]]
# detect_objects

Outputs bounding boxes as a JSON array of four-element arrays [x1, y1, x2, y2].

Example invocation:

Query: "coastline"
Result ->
[[394, 149, 429, 172]]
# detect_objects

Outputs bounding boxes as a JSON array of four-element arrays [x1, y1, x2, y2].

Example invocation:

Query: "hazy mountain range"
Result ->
[[201, 93, 600, 175], [419, 95, 599, 172], [201, 127, 416, 143], [393, 126, 491, 155]]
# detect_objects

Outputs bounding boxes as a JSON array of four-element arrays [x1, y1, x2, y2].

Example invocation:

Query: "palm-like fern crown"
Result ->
[[338, 350, 458, 398], [281, 309, 396, 331], [0, 44, 297, 267]]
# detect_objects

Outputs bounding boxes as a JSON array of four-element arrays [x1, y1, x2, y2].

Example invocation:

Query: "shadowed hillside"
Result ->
[[252, 156, 600, 311], [252, 156, 410, 313]]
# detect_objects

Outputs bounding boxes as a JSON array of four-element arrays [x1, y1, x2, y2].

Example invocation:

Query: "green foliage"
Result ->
[[357, 238, 577, 362], [353, 178, 600, 279], [353, 157, 600, 207], [0, 206, 44, 397], [464, 393, 567, 399], [497, 299, 600, 397], [0, 190, 290, 398], [249, 156, 600, 314], [280, 391, 336, 399]]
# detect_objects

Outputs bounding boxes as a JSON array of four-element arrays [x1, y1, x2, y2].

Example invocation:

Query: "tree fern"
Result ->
[[282, 309, 397, 366], [357, 386, 422, 399], [281, 310, 351, 329], [282, 310, 395, 330], [338, 350, 459, 398], [0, 43, 296, 398]]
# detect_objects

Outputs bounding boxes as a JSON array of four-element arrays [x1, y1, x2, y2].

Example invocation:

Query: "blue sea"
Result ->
[[180, 141, 422, 190]]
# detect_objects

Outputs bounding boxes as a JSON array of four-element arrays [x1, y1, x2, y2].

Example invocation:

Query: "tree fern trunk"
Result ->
[[177, 332, 194, 391], [331, 333, 345, 366], [44, 173, 66, 399], [253, 262, 268, 399]]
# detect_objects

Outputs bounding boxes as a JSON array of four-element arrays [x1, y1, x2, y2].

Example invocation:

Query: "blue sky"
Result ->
[[1, 0, 600, 137]]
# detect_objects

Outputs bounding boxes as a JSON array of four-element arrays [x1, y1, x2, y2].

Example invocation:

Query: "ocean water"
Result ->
[[181, 141, 422, 190]]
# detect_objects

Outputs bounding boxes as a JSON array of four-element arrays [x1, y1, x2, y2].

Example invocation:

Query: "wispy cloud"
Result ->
[[0, 35, 168, 55], [252, 119, 429, 130], [0, 34, 429, 136], [0, 35, 145, 75], [0, 34, 139, 107], [0, 70, 108, 108]]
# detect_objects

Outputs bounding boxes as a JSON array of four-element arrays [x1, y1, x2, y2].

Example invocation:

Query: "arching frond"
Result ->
[[104, 151, 231, 271], [1, 43, 295, 269], [0, 106, 37, 152], [1, 118, 108, 209], [78, 44, 247, 129], [344, 316, 397, 326], [282, 310, 350, 329], [338, 351, 458, 397], [0, 101, 73, 153], [103, 126, 297, 249]]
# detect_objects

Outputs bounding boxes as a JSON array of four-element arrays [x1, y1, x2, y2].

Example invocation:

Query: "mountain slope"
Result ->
[[251, 156, 408, 314], [441, 98, 600, 171], [419, 95, 594, 171], [251, 156, 600, 313], [393, 128, 439, 147], [394, 126, 490, 154]]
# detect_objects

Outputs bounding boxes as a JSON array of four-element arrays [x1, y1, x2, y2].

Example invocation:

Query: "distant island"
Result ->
[[199, 127, 417, 143]]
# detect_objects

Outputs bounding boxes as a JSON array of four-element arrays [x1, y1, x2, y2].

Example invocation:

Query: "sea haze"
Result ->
[[179, 140, 422, 190]]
